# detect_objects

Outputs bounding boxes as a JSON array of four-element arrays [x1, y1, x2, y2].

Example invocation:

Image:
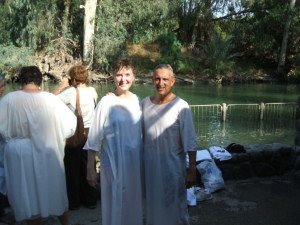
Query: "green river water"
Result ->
[[2, 82, 299, 149]]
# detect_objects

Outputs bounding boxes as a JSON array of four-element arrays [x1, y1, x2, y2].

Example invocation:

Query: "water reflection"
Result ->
[[193, 105, 296, 149]]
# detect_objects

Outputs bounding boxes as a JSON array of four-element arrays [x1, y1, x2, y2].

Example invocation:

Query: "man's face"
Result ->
[[152, 68, 175, 96], [0, 81, 5, 97], [114, 67, 135, 92]]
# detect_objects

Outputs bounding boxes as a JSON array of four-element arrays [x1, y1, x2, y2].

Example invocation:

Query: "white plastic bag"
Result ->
[[197, 160, 224, 193]]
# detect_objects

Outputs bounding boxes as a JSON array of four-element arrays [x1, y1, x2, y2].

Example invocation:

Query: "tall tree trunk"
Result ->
[[83, 0, 97, 67], [277, 0, 296, 78], [62, 0, 70, 37], [189, 10, 200, 49]]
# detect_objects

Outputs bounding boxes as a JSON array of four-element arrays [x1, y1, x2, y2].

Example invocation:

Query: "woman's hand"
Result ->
[[86, 150, 97, 188], [60, 77, 70, 88], [53, 77, 70, 95]]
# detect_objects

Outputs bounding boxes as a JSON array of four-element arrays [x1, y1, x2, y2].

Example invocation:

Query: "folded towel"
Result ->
[[196, 150, 212, 162], [208, 146, 232, 161]]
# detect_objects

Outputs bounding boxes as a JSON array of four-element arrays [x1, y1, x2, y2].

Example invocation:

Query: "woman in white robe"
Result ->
[[84, 59, 143, 225], [0, 66, 76, 225]]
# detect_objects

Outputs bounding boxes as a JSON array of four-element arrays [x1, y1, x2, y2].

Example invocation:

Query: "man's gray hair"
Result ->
[[0, 73, 5, 82], [153, 64, 175, 78]]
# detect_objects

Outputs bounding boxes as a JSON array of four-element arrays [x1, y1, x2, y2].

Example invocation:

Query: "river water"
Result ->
[[2, 82, 299, 149]]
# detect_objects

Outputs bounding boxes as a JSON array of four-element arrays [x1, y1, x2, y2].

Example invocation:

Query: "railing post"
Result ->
[[260, 102, 265, 120], [222, 103, 227, 122]]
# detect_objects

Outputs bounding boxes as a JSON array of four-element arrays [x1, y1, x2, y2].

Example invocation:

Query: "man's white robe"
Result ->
[[142, 96, 198, 225]]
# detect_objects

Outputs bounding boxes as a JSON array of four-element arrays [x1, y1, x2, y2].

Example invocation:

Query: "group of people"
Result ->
[[0, 59, 198, 225]]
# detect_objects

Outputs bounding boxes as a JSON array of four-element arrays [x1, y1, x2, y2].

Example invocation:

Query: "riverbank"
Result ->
[[2, 45, 280, 85]]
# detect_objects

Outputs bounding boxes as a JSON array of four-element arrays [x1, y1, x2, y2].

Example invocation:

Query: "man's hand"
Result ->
[[186, 151, 197, 188], [186, 166, 197, 188], [87, 167, 97, 188]]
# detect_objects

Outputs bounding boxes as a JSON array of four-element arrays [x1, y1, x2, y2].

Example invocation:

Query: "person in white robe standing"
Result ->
[[84, 59, 143, 225], [142, 64, 198, 225], [0, 66, 76, 225]]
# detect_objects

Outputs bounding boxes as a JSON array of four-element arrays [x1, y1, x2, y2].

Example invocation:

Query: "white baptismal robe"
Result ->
[[0, 91, 76, 221], [142, 96, 198, 225], [84, 95, 143, 225]]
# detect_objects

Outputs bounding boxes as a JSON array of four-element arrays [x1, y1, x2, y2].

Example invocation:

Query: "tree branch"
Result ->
[[211, 9, 268, 21]]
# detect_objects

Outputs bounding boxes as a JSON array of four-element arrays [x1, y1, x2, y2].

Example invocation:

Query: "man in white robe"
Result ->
[[142, 64, 198, 225]]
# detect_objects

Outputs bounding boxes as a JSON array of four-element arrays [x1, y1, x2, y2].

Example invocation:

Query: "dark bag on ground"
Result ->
[[225, 143, 246, 153], [65, 87, 87, 149]]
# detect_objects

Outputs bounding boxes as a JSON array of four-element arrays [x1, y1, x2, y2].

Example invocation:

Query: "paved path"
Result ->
[[1, 178, 299, 225]]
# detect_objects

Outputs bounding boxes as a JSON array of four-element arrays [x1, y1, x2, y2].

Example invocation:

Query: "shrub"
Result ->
[[155, 32, 184, 70], [0, 45, 35, 81], [200, 33, 239, 78]]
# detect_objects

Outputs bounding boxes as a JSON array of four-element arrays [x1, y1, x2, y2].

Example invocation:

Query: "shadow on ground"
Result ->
[[1, 178, 299, 225]]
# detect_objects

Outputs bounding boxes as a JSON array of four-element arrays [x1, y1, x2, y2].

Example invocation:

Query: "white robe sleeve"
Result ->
[[179, 102, 198, 152], [83, 97, 107, 152]]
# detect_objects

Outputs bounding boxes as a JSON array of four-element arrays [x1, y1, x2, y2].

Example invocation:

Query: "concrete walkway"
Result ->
[[1, 178, 299, 225]]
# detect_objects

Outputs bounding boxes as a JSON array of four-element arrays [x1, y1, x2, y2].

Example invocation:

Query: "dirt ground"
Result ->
[[1, 177, 299, 225]]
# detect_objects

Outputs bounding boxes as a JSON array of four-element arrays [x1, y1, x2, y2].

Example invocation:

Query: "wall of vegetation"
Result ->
[[0, 0, 299, 82]]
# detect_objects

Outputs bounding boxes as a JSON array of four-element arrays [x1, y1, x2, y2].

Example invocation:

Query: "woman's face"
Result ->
[[0, 81, 5, 97], [114, 67, 135, 92]]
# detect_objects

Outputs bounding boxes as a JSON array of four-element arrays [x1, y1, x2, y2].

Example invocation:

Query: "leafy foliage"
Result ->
[[0, 0, 299, 82], [0, 45, 35, 79], [201, 33, 239, 76], [155, 32, 183, 68], [92, 0, 174, 72]]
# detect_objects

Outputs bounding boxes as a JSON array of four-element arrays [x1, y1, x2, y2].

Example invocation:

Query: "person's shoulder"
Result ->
[[100, 95, 114, 103], [87, 86, 97, 92], [175, 96, 189, 105], [43, 91, 64, 101], [80, 86, 96, 93], [0, 91, 16, 101], [172, 97, 190, 111], [141, 96, 150, 103], [59, 86, 75, 96], [132, 93, 141, 101]]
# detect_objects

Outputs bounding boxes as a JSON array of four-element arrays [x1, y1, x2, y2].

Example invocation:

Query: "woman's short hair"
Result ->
[[19, 66, 43, 86], [112, 59, 135, 75], [68, 65, 89, 84]]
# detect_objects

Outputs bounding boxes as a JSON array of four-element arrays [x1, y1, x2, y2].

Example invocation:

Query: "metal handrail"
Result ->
[[190, 102, 296, 122]]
